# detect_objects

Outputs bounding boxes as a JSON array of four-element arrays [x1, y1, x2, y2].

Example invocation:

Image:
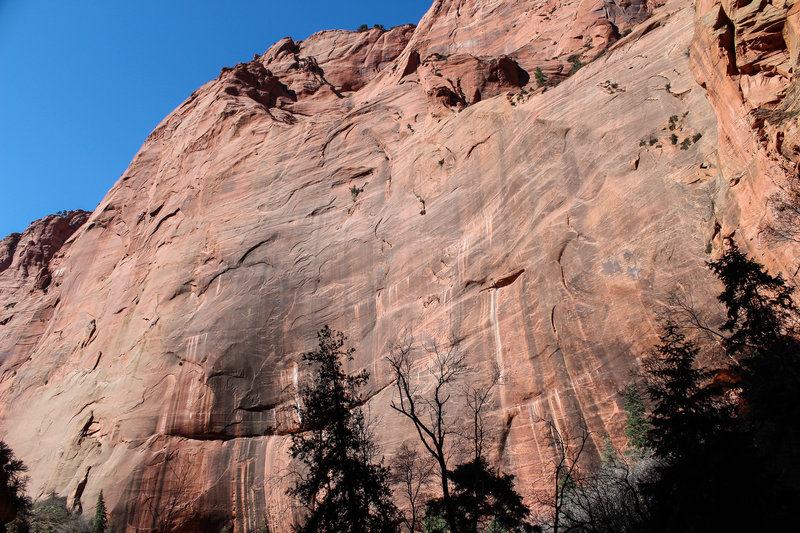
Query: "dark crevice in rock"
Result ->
[[91, 351, 103, 371], [72, 466, 91, 513], [149, 208, 180, 237], [402, 50, 421, 77], [238, 235, 277, 266]]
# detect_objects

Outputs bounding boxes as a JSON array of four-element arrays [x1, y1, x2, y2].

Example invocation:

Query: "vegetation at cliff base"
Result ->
[[537, 240, 800, 532], [6, 493, 91, 533], [1, 441, 31, 533], [289, 328, 531, 532]]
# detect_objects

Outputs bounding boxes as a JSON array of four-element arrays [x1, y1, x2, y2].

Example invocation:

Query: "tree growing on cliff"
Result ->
[[289, 326, 400, 533]]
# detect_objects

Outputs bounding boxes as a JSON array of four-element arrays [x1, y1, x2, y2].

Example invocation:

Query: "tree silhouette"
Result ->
[[707, 240, 800, 525], [707, 241, 796, 351], [389, 442, 435, 532], [639, 320, 755, 531], [436, 456, 528, 533], [387, 336, 467, 533], [0, 441, 31, 533], [289, 326, 399, 533]]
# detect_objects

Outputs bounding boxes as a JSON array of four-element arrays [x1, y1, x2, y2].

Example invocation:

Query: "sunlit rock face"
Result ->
[[1, 0, 797, 531]]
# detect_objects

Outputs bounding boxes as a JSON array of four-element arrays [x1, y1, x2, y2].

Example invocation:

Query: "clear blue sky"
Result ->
[[0, 0, 432, 238]]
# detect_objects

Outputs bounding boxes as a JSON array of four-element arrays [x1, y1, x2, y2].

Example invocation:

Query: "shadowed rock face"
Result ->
[[0, 1, 797, 531]]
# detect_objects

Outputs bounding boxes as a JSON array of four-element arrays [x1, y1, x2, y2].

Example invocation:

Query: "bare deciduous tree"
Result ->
[[535, 419, 590, 533], [534, 419, 655, 533], [141, 450, 196, 533], [387, 334, 468, 533], [389, 441, 436, 532], [463, 367, 500, 463]]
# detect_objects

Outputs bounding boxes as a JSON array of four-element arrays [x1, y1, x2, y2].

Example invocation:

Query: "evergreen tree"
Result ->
[[0, 441, 31, 533], [642, 324, 723, 463], [288, 326, 399, 533], [599, 436, 617, 467], [707, 241, 800, 524], [91, 490, 108, 533], [621, 384, 650, 456], [640, 323, 749, 531], [707, 241, 796, 351], [424, 457, 528, 533]]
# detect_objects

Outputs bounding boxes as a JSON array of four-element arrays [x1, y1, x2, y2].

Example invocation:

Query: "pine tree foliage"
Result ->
[[91, 491, 107, 533], [531, 241, 800, 531], [1, 441, 31, 533], [288, 326, 399, 533], [621, 385, 650, 454], [641, 324, 726, 462], [424, 457, 528, 533], [707, 241, 800, 523], [707, 241, 797, 350], [640, 321, 754, 531], [636, 241, 800, 531]]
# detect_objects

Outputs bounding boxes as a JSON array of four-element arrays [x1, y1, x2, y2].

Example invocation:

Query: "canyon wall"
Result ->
[[1, 0, 798, 531]]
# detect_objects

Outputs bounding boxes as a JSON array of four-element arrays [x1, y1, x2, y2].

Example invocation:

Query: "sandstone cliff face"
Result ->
[[0, 210, 89, 329], [691, 0, 800, 274], [0, 1, 796, 531]]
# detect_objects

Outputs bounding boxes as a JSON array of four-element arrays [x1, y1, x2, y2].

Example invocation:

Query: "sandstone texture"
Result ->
[[1, 1, 798, 531]]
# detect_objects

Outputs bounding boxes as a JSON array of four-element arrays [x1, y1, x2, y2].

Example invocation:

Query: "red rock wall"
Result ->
[[691, 0, 800, 271], [1, 1, 796, 531]]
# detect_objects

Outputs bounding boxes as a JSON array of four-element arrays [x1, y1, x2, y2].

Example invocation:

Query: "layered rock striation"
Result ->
[[1, 0, 798, 531]]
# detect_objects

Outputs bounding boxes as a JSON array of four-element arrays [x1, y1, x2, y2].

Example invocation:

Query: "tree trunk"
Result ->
[[438, 455, 458, 533]]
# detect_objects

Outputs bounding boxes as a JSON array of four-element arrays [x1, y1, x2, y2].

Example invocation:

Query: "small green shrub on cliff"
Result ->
[[350, 185, 364, 201], [534, 67, 547, 87], [567, 55, 585, 74]]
